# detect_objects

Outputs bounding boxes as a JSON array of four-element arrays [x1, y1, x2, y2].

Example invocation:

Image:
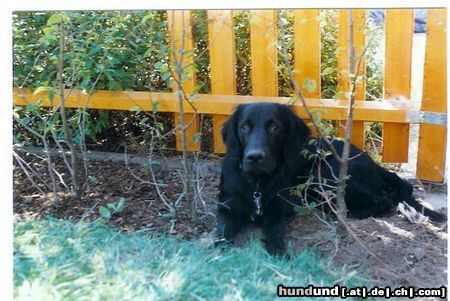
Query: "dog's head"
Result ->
[[222, 102, 310, 175]]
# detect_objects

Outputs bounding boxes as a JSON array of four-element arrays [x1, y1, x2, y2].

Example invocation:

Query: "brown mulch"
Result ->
[[13, 151, 447, 288], [286, 214, 447, 287], [13, 152, 220, 238]]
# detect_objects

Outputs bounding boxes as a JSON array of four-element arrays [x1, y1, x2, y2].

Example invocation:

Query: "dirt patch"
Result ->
[[13, 152, 220, 238], [286, 214, 447, 287], [13, 151, 447, 288]]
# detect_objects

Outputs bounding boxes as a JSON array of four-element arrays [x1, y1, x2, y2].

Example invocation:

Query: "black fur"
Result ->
[[216, 102, 446, 256]]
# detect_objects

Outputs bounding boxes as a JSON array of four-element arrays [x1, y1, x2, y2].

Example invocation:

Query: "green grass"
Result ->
[[14, 217, 365, 300]]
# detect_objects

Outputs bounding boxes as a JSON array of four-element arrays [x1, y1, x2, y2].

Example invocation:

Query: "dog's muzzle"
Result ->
[[242, 149, 275, 174]]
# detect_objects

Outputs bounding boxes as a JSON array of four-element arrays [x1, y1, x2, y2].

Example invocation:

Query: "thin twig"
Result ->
[[13, 151, 46, 194], [13, 150, 52, 190]]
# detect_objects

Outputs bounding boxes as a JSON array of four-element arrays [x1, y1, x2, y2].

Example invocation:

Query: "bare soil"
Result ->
[[13, 151, 447, 289]]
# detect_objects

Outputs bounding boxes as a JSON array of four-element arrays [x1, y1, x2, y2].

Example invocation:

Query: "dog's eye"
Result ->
[[240, 124, 250, 132], [268, 124, 280, 133]]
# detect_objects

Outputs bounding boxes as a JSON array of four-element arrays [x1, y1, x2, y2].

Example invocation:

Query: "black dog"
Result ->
[[216, 102, 445, 255]]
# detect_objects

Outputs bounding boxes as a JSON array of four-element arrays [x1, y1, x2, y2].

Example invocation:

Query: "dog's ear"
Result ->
[[280, 105, 311, 161], [221, 104, 245, 157]]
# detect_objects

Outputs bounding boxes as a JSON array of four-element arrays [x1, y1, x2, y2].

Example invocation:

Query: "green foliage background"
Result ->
[[14, 11, 170, 92]]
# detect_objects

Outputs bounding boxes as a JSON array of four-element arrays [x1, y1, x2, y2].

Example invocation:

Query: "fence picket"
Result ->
[[416, 9, 447, 182], [294, 9, 321, 98], [207, 10, 237, 153], [337, 9, 366, 149], [383, 9, 414, 163], [250, 10, 278, 96], [167, 10, 200, 152]]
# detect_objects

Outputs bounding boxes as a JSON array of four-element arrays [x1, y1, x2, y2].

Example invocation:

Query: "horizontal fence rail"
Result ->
[[14, 88, 419, 123], [13, 8, 447, 183]]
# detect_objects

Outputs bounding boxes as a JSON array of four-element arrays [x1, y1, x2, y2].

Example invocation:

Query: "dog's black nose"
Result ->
[[246, 150, 266, 163]]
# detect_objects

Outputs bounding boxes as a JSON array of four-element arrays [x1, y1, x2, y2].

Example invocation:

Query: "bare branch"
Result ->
[[57, 19, 81, 198], [13, 151, 46, 194]]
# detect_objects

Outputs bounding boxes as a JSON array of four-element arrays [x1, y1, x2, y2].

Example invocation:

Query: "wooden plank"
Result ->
[[416, 9, 447, 182], [293, 9, 321, 98], [207, 10, 236, 153], [337, 10, 350, 96], [250, 10, 278, 96], [167, 10, 200, 152], [382, 9, 414, 162], [13, 88, 417, 124], [337, 9, 366, 149]]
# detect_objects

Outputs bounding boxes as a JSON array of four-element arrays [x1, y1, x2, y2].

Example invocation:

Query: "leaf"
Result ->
[[344, 92, 352, 100], [191, 133, 201, 143], [321, 150, 332, 158], [154, 61, 163, 69], [115, 197, 126, 213], [42, 26, 55, 37], [73, 133, 82, 147], [161, 72, 171, 81], [322, 67, 334, 76], [129, 106, 142, 112], [303, 77, 317, 93], [142, 12, 155, 24], [48, 88, 55, 102], [33, 86, 51, 96], [295, 205, 312, 217], [152, 101, 160, 113], [288, 96, 299, 105], [47, 12, 70, 26], [156, 122, 164, 131], [139, 117, 149, 125], [99, 206, 111, 219], [25, 103, 35, 112], [20, 117, 31, 126], [311, 110, 323, 124], [13, 107, 22, 119], [88, 176, 97, 184], [143, 48, 152, 58]]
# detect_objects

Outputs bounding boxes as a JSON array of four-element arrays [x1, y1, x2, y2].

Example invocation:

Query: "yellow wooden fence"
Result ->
[[13, 9, 447, 183]]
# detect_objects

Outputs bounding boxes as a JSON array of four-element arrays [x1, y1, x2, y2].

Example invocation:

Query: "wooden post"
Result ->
[[207, 10, 237, 153], [416, 9, 447, 182], [294, 9, 321, 99], [382, 9, 414, 162], [167, 10, 200, 151], [250, 10, 278, 96], [293, 9, 321, 136]]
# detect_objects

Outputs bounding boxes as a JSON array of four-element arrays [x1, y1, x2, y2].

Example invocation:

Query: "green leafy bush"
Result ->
[[14, 11, 170, 91], [320, 10, 339, 99]]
